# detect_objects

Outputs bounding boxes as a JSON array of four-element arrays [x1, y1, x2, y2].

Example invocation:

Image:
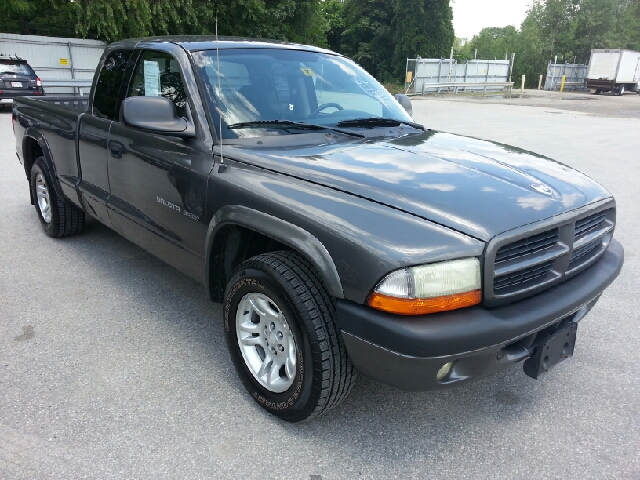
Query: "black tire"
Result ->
[[30, 157, 85, 237], [595, 89, 602, 95], [617, 85, 625, 96], [223, 251, 356, 422]]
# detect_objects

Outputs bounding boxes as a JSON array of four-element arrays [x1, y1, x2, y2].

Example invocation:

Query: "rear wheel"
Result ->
[[30, 157, 85, 237], [223, 251, 356, 422], [617, 85, 625, 96]]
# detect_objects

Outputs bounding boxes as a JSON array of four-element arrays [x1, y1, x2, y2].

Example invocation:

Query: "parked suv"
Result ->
[[0, 55, 44, 107]]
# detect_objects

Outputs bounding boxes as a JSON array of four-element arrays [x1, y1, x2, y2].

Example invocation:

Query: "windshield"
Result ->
[[192, 48, 414, 140], [0, 61, 35, 76]]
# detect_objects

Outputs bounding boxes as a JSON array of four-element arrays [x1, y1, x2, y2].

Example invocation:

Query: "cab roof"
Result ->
[[108, 36, 336, 55]]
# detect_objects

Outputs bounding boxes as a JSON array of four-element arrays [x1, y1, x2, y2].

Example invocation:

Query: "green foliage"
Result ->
[[458, 26, 519, 61], [392, 0, 455, 79], [460, 0, 640, 87], [1, 0, 328, 46], [324, 0, 346, 52], [338, 0, 455, 82], [3, 0, 638, 89], [0, 0, 459, 83], [340, 0, 395, 81], [1, 0, 79, 37], [76, 0, 179, 41]]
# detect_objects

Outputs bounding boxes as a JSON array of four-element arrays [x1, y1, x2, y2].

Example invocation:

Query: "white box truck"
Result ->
[[585, 49, 640, 95]]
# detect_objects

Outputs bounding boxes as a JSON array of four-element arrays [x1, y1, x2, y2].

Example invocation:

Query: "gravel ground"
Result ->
[[1, 91, 639, 480]]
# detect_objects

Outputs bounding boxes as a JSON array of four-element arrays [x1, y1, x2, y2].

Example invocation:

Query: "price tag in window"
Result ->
[[144, 60, 160, 96]]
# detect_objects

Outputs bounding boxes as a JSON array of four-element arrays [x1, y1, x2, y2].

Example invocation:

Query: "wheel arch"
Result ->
[[205, 206, 344, 302], [22, 129, 64, 205]]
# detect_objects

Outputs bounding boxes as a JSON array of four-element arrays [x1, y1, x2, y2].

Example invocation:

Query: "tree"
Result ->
[[1, 0, 79, 37], [574, 0, 617, 57], [392, 0, 455, 80], [617, 0, 640, 50], [340, 0, 396, 80], [77, 0, 328, 45], [461, 26, 520, 61], [324, 0, 346, 52]]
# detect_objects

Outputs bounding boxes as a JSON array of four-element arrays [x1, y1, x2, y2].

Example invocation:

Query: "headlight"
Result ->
[[367, 258, 481, 315]]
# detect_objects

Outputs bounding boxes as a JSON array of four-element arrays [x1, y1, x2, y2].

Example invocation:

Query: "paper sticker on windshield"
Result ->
[[144, 60, 160, 97], [300, 67, 315, 77], [351, 77, 393, 109]]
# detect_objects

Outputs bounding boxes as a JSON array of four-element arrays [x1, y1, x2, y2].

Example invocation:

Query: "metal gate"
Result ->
[[544, 63, 588, 91], [405, 57, 514, 95]]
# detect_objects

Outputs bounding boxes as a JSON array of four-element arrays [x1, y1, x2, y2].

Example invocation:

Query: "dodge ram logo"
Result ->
[[531, 183, 553, 196]]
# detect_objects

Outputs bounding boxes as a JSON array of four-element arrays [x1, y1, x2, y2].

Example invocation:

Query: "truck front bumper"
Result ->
[[336, 239, 624, 391]]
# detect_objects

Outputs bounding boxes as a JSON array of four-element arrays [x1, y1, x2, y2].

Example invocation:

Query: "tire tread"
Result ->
[[33, 157, 85, 238], [239, 250, 357, 421]]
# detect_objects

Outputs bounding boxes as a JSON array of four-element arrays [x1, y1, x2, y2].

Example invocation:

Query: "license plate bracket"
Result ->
[[523, 322, 577, 379]]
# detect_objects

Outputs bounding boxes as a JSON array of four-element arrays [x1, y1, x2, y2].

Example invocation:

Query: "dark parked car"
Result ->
[[0, 55, 44, 107], [12, 37, 623, 422]]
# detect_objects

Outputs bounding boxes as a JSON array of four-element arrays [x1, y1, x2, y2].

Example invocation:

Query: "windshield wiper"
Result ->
[[336, 117, 425, 130], [227, 120, 364, 138]]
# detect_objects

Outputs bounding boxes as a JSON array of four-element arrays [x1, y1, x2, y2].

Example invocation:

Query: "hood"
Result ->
[[225, 131, 612, 241]]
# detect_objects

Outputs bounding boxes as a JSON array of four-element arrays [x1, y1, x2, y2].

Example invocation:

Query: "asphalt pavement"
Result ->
[[1, 91, 639, 479]]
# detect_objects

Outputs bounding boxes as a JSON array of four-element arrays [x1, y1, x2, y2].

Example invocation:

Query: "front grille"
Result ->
[[495, 228, 559, 263], [494, 261, 554, 294], [575, 212, 606, 239], [568, 239, 602, 270], [485, 203, 615, 307]]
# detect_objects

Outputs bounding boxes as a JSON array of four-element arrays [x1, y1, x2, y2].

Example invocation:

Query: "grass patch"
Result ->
[[383, 82, 405, 95]]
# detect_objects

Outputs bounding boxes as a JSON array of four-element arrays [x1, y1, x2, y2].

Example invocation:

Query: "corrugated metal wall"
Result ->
[[0, 33, 106, 94], [407, 58, 512, 94], [544, 63, 588, 91]]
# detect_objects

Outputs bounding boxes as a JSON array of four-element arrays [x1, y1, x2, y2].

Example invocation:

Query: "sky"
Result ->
[[452, 0, 533, 39]]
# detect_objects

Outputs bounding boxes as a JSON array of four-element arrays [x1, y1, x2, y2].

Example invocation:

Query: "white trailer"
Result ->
[[585, 49, 640, 95]]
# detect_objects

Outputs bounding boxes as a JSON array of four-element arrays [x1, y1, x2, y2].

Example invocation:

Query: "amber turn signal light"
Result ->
[[367, 290, 482, 316]]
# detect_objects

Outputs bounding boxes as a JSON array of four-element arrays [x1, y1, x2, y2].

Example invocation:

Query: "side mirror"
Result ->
[[121, 96, 195, 139], [394, 93, 413, 117]]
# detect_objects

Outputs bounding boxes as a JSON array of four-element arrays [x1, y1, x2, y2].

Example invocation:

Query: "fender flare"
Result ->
[[205, 205, 344, 300], [22, 128, 66, 204]]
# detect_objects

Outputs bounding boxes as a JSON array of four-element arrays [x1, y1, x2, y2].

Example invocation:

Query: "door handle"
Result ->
[[109, 141, 124, 159]]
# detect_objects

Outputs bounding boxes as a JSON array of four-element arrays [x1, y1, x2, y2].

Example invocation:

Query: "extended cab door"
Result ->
[[107, 48, 213, 283], [77, 49, 134, 227]]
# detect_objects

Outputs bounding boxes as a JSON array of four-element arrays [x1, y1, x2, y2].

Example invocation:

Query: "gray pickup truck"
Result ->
[[13, 36, 623, 422]]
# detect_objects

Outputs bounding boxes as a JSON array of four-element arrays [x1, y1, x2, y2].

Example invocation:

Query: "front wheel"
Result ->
[[223, 251, 356, 422]]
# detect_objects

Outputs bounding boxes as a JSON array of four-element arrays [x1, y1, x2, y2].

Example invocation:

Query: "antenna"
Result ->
[[216, 14, 224, 165]]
